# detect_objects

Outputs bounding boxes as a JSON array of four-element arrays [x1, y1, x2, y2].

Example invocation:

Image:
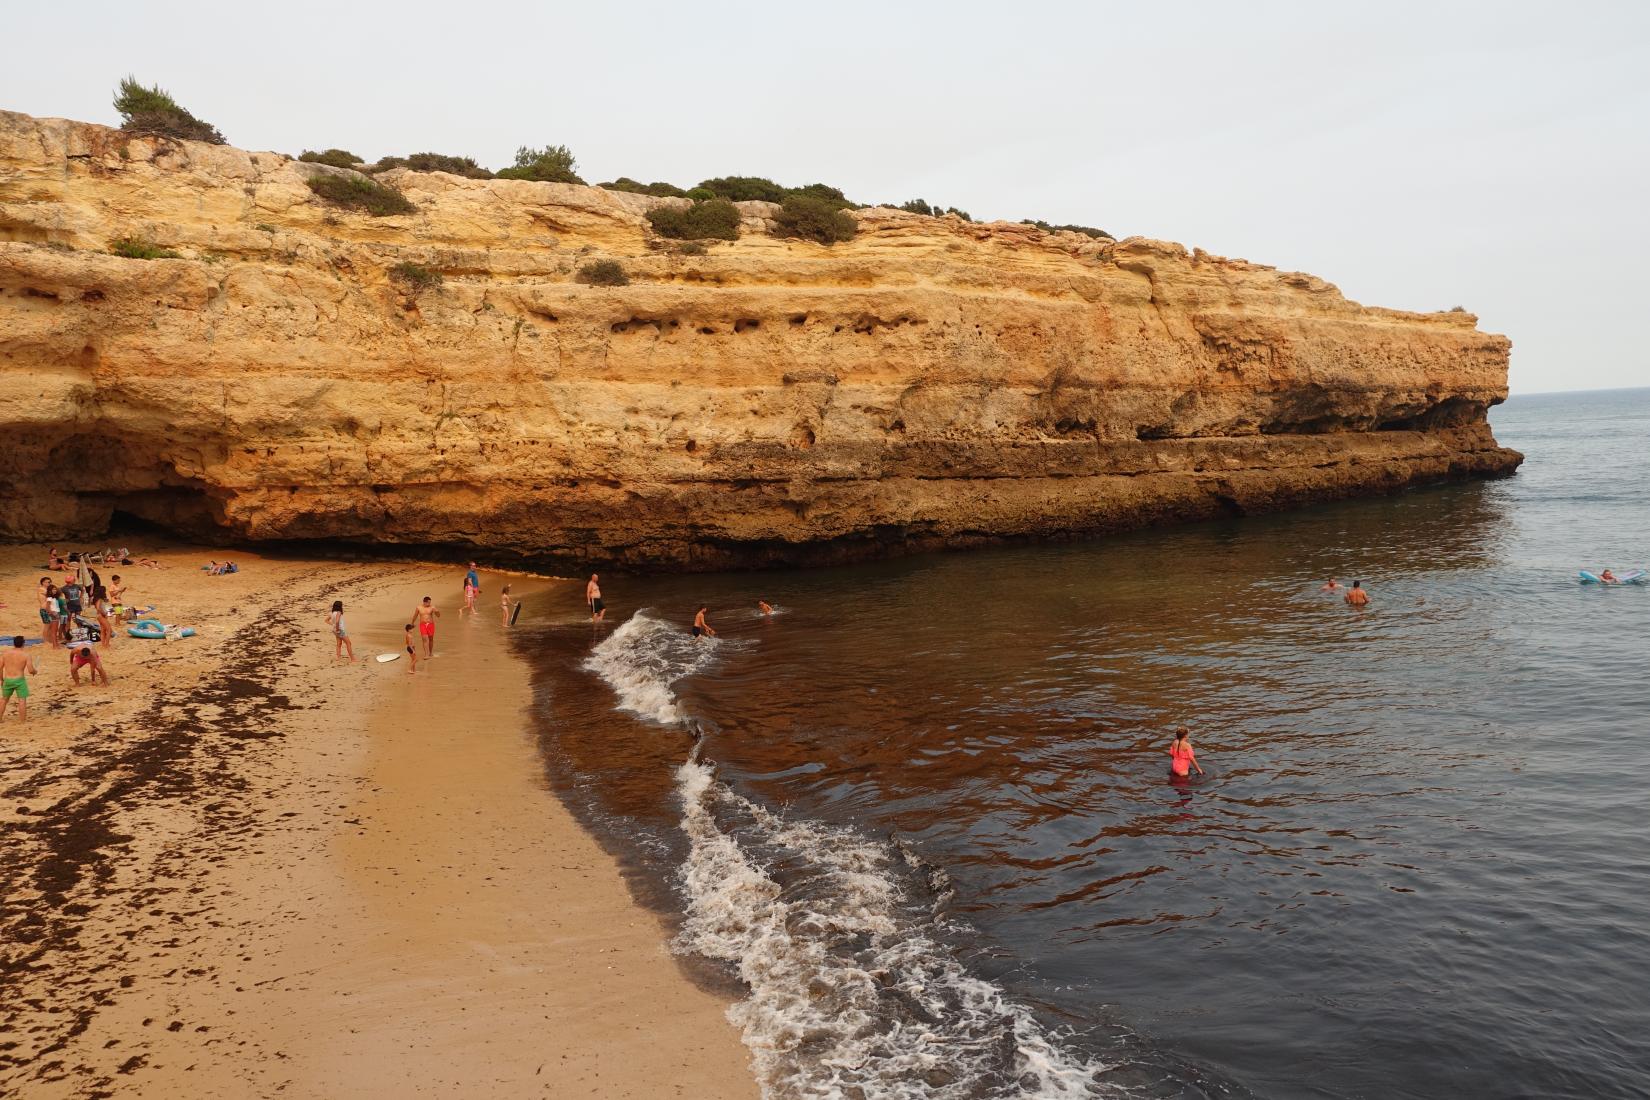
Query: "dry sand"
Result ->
[[0, 543, 755, 1098]]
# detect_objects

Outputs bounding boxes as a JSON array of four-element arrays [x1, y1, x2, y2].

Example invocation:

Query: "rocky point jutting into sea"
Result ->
[[0, 109, 1521, 570]]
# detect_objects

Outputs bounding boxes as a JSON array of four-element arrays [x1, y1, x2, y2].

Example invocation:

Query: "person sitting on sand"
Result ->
[[403, 623, 419, 674], [325, 600, 355, 662], [1320, 578, 1342, 592], [759, 600, 774, 615], [692, 606, 716, 640], [412, 597, 440, 657], [1345, 580, 1370, 608], [1601, 569, 1619, 584], [1169, 726, 1205, 777], [2, 636, 40, 721], [67, 641, 109, 687]]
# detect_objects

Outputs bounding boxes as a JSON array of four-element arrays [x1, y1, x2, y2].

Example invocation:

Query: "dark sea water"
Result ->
[[517, 388, 1650, 1099]]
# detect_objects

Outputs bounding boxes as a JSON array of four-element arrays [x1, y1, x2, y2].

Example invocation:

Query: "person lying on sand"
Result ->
[[692, 606, 716, 640], [1345, 580, 1370, 608]]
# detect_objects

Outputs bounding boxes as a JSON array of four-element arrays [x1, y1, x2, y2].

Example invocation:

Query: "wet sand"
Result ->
[[0, 544, 754, 1098]]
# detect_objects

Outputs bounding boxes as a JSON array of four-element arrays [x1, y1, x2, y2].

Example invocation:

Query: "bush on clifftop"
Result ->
[[646, 199, 741, 241], [696, 177, 856, 208], [575, 260, 629, 287], [773, 195, 857, 245], [113, 76, 225, 144], [495, 144, 584, 184], [306, 173, 416, 216], [299, 149, 363, 169], [1021, 219, 1111, 239], [601, 177, 689, 198], [898, 198, 972, 221], [368, 152, 493, 178]]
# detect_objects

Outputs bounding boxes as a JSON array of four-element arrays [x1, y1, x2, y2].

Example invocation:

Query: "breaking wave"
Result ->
[[587, 611, 1115, 1098]]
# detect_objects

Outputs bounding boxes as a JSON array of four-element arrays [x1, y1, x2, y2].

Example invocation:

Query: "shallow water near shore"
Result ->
[[517, 388, 1650, 1098]]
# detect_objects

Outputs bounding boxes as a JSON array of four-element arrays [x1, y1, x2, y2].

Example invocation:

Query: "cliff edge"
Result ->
[[0, 110, 1521, 570]]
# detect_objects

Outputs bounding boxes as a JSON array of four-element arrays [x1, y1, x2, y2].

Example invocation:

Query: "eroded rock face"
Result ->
[[0, 110, 1520, 570]]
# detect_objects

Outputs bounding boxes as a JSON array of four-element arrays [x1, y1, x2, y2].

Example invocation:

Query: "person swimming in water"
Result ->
[[1320, 578, 1342, 592], [1601, 569, 1619, 584], [758, 600, 774, 616], [692, 606, 716, 640], [1169, 726, 1204, 777], [1344, 580, 1370, 608]]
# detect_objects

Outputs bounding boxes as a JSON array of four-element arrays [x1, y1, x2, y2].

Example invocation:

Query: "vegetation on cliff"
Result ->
[[774, 195, 858, 244], [899, 199, 973, 221], [108, 236, 180, 260], [113, 76, 225, 144], [600, 177, 690, 198], [366, 152, 493, 179], [306, 173, 416, 216], [1020, 219, 1112, 239], [575, 259, 629, 286], [299, 148, 363, 169], [646, 199, 742, 241], [495, 144, 584, 184], [388, 261, 443, 291]]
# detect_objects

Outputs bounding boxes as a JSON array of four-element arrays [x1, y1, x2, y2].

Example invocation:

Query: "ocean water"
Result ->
[[517, 389, 1650, 1099]]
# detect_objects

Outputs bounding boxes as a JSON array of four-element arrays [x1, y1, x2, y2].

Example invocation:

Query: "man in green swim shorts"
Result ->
[[1, 635, 40, 723]]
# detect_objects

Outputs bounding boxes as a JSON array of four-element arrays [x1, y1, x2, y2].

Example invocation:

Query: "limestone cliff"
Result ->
[[0, 110, 1520, 570]]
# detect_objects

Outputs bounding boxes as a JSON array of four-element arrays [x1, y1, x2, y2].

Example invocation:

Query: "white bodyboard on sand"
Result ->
[[376, 652, 402, 663]]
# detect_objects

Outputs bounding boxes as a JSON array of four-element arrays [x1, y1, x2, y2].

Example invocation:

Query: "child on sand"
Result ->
[[500, 585, 513, 626], [464, 581, 478, 615], [325, 600, 355, 661], [403, 623, 419, 674]]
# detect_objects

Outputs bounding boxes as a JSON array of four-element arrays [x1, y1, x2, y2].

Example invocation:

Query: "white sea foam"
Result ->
[[675, 759, 1115, 1099], [585, 610, 1115, 1098], [583, 609, 725, 725]]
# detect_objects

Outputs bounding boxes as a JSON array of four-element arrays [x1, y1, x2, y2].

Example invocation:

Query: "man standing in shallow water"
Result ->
[[1345, 580, 1370, 608], [2, 636, 40, 722], [412, 597, 440, 658], [586, 574, 605, 621]]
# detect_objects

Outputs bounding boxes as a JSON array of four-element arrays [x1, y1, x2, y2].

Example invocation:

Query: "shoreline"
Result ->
[[0, 543, 754, 1098]]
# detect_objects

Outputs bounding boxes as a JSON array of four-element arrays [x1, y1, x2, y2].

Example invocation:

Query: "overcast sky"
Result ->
[[6, 1, 1646, 394]]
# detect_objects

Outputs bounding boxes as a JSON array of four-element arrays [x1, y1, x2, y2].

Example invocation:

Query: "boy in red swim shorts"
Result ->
[[411, 597, 440, 658]]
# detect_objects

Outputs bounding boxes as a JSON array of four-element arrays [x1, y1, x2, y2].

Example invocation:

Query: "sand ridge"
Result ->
[[0, 544, 754, 1098]]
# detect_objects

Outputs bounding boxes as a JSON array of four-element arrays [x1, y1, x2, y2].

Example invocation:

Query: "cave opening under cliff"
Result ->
[[1377, 396, 1484, 432]]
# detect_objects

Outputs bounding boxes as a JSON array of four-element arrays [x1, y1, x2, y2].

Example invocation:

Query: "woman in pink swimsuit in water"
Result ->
[[1169, 726, 1204, 777]]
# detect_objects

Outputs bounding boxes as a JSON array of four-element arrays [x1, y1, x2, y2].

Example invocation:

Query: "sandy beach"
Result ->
[[0, 543, 755, 1098]]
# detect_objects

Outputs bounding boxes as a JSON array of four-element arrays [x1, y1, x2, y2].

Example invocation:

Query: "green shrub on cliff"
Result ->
[[389, 261, 443, 291], [601, 177, 689, 198], [306, 173, 416, 216], [495, 144, 584, 184], [113, 76, 225, 144], [696, 177, 856, 208], [646, 199, 741, 241], [109, 236, 180, 260], [575, 260, 629, 287], [368, 152, 493, 178], [299, 149, 363, 169], [1021, 219, 1111, 239], [773, 195, 857, 245]]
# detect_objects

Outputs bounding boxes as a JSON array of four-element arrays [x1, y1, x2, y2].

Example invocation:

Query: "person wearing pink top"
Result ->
[[1169, 727, 1204, 777]]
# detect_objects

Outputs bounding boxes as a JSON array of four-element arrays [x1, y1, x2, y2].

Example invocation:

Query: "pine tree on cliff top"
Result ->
[[113, 76, 226, 145]]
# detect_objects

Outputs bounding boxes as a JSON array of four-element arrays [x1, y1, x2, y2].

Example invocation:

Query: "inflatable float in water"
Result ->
[[1579, 570, 1647, 585]]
